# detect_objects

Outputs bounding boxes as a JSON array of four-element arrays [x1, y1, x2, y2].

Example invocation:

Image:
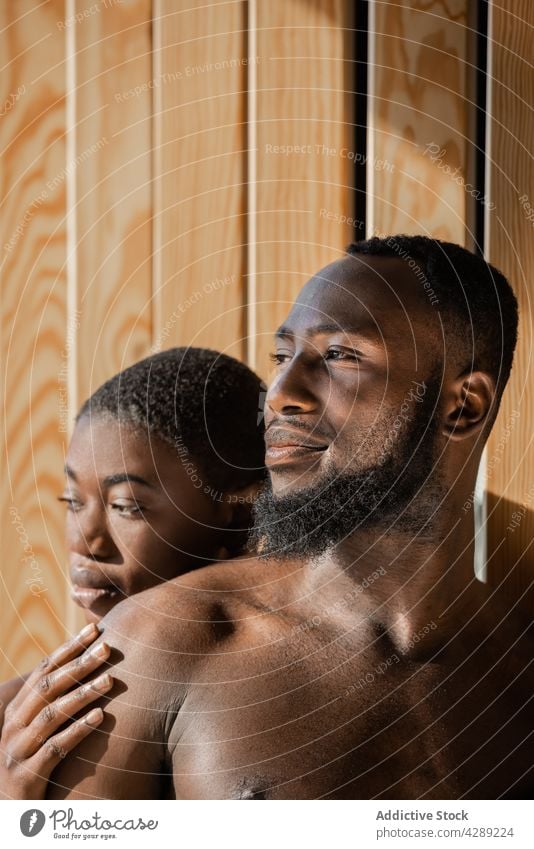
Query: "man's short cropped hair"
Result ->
[[347, 235, 518, 421]]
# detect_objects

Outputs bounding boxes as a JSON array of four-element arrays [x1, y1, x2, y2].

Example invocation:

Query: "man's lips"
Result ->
[[265, 427, 329, 466]]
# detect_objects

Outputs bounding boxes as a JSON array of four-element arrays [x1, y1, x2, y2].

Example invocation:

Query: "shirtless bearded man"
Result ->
[[43, 236, 532, 799]]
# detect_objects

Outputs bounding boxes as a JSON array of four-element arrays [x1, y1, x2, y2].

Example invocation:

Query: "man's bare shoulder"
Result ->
[[169, 554, 297, 602], [99, 554, 297, 669], [475, 588, 534, 688], [481, 590, 534, 646], [46, 560, 277, 800]]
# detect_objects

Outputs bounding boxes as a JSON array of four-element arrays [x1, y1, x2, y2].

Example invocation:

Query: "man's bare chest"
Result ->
[[170, 635, 533, 799]]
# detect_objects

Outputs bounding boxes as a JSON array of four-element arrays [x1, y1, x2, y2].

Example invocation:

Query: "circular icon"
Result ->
[[20, 809, 46, 837]]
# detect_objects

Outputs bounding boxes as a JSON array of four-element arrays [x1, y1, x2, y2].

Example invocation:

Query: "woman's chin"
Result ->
[[71, 585, 122, 619], [82, 609, 102, 624]]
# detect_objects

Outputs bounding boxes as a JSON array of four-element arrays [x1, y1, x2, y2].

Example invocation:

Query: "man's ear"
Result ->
[[442, 371, 496, 441]]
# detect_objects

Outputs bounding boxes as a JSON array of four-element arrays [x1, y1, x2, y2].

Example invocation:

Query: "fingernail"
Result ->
[[85, 707, 103, 726], [79, 623, 98, 639], [92, 673, 112, 692], [93, 642, 109, 658]]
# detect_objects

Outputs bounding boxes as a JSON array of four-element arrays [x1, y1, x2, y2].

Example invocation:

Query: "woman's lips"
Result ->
[[70, 585, 119, 609]]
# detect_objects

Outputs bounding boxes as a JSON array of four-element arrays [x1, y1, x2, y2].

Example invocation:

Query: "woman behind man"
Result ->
[[0, 347, 266, 798]]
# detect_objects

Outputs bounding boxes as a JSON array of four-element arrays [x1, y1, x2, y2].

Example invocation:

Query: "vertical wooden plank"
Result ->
[[153, 0, 247, 361], [368, 0, 469, 242], [73, 0, 153, 407], [0, 0, 68, 679], [485, 0, 534, 612], [253, 0, 354, 377]]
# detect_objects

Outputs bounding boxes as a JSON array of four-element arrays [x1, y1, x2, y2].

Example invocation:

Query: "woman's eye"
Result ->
[[58, 495, 83, 512], [269, 351, 293, 365], [110, 501, 143, 517]]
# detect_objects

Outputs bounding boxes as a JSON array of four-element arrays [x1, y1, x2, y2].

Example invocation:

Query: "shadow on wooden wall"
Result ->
[[486, 493, 534, 617]]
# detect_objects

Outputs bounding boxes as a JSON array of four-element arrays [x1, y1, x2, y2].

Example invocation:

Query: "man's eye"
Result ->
[[58, 495, 83, 512], [324, 348, 361, 362], [269, 351, 292, 365], [110, 501, 143, 517]]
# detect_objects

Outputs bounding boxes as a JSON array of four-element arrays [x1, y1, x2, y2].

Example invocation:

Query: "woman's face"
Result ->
[[60, 415, 233, 622]]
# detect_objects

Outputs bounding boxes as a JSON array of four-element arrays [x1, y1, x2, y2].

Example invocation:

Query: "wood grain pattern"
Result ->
[[153, 0, 247, 361], [253, 0, 354, 378], [368, 0, 469, 242], [485, 0, 534, 612], [63, 0, 153, 634], [73, 0, 153, 408], [0, 0, 69, 680]]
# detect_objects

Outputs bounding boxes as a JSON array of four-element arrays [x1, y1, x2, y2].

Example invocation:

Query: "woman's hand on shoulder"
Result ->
[[0, 623, 113, 799]]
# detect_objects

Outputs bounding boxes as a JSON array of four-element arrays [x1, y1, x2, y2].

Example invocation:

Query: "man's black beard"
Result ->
[[249, 377, 445, 560]]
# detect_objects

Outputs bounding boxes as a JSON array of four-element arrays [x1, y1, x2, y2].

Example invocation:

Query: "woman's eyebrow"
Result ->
[[64, 463, 77, 480], [63, 465, 153, 488], [102, 473, 154, 488]]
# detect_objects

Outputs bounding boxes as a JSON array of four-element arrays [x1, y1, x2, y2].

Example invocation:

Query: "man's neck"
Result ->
[[303, 496, 489, 658]]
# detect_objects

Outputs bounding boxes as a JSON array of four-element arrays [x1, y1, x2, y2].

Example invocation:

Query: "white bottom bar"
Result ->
[[2, 799, 532, 848]]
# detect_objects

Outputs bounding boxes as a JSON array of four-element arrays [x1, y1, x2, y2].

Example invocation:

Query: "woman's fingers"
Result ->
[[31, 707, 105, 785], [11, 640, 111, 729], [6, 623, 100, 717], [0, 626, 111, 800], [41, 622, 101, 673], [17, 673, 113, 760]]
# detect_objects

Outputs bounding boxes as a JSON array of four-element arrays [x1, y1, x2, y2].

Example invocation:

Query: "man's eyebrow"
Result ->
[[275, 322, 379, 339], [64, 464, 77, 481]]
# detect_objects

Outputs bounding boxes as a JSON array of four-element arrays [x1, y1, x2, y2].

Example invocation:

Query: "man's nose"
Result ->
[[266, 356, 319, 417], [68, 504, 116, 560]]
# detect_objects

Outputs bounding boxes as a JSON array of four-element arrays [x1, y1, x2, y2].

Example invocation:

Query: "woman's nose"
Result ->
[[67, 504, 116, 559]]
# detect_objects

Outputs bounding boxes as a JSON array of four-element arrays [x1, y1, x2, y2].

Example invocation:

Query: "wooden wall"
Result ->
[[1, 0, 69, 679], [153, 0, 247, 362], [252, 0, 353, 370], [1, 0, 532, 681], [485, 0, 534, 611], [368, 0, 470, 243]]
